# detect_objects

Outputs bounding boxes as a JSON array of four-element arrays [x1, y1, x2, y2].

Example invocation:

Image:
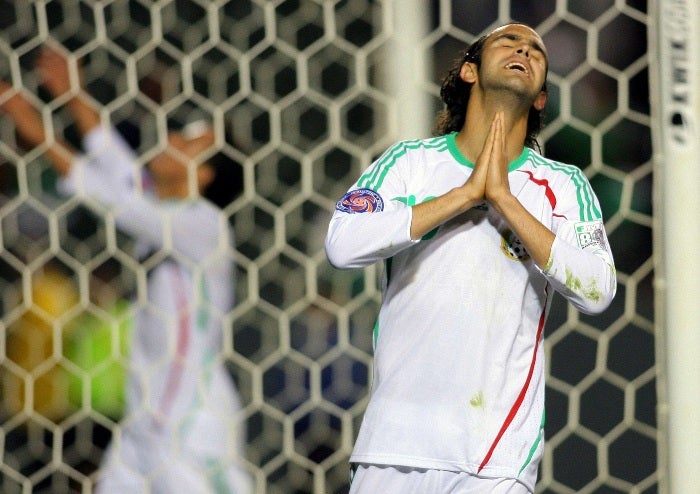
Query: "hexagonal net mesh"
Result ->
[[0, 1, 656, 493]]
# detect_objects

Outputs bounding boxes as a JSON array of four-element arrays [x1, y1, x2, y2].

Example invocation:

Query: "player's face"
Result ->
[[149, 126, 215, 185], [475, 24, 548, 102]]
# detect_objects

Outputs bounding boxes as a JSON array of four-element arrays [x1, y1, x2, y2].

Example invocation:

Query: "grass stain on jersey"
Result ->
[[470, 390, 485, 409], [565, 268, 603, 303]]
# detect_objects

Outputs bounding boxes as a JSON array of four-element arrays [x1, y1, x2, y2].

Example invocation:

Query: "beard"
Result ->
[[479, 68, 542, 107]]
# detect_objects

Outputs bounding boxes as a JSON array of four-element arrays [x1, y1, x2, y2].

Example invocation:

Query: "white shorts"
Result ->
[[349, 464, 532, 494], [95, 419, 252, 494]]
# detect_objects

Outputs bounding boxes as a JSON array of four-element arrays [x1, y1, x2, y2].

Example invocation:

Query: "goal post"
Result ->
[[385, 0, 432, 141], [651, 0, 700, 492]]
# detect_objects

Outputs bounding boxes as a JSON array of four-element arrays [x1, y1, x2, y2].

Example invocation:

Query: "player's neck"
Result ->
[[457, 99, 528, 163]]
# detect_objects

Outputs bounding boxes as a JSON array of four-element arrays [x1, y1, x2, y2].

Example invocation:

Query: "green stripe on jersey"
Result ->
[[357, 136, 600, 222], [519, 408, 546, 475], [358, 136, 449, 190], [528, 151, 601, 221]]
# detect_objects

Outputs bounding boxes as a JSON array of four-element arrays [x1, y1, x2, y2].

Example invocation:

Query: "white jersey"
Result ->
[[61, 127, 251, 494], [325, 133, 616, 492]]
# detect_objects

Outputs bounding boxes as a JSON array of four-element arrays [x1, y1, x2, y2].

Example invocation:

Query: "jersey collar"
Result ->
[[446, 132, 530, 172]]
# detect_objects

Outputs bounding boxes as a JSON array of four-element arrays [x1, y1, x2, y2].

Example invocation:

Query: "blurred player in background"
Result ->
[[0, 46, 251, 494], [326, 23, 616, 493]]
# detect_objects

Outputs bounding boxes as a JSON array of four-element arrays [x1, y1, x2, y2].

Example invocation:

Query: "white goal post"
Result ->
[[651, 0, 700, 492]]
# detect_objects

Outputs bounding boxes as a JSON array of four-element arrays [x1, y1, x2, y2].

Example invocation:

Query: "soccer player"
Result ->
[[325, 23, 616, 493], [0, 48, 251, 493]]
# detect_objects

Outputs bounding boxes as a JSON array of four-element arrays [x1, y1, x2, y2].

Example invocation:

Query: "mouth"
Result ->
[[505, 61, 529, 75]]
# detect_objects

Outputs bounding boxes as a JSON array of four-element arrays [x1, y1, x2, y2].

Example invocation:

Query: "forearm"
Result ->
[[44, 139, 75, 176], [66, 92, 100, 137], [35, 47, 100, 137], [490, 192, 554, 269], [493, 191, 616, 312], [2, 91, 76, 176], [410, 184, 483, 240]]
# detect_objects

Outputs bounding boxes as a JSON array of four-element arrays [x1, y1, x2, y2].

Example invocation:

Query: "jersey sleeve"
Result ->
[[325, 142, 419, 269], [541, 171, 617, 314], [59, 126, 139, 205]]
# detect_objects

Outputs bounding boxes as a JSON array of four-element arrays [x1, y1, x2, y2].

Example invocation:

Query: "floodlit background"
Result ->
[[0, 1, 655, 493]]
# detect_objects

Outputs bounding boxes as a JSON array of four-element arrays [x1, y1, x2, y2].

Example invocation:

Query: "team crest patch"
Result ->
[[575, 221, 606, 250], [501, 229, 530, 261], [336, 188, 384, 213]]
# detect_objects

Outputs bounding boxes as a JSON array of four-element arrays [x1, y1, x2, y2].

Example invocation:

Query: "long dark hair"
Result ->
[[433, 23, 548, 150]]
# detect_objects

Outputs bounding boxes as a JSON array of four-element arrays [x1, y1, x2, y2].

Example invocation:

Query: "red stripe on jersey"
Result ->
[[478, 285, 550, 473], [521, 170, 557, 210], [158, 264, 191, 420]]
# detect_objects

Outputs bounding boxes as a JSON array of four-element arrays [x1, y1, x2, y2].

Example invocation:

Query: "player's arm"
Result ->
[[36, 47, 100, 137], [490, 194, 555, 269], [409, 161, 486, 241], [484, 112, 615, 312], [474, 112, 553, 268], [408, 112, 554, 266], [0, 81, 75, 176], [539, 184, 616, 314], [408, 116, 496, 241], [326, 196, 416, 270], [545, 227, 616, 313], [326, 143, 421, 269], [490, 158, 615, 314]]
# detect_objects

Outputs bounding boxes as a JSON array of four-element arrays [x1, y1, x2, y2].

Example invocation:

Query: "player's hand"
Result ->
[[0, 80, 47, 147], [36, 47, 76, 98], [484, 111, 511, 203], [461, 111, 500, 204]]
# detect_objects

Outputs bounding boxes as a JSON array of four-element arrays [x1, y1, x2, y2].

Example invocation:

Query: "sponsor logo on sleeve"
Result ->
[[335, 188, 384, 213], [575, 221, 607, 250]]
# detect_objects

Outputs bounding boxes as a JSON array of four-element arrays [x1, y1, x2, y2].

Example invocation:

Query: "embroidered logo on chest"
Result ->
[[501, 229, 530, 261]]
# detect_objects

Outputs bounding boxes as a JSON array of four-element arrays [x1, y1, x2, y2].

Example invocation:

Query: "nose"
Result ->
[[516, 44, 530, 57]]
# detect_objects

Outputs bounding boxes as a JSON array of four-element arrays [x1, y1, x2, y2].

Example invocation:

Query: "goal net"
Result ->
[[0, 1, 658, 493]]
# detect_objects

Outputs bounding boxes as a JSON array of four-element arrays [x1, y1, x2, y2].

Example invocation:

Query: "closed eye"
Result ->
[[493, 33, 547, 63]]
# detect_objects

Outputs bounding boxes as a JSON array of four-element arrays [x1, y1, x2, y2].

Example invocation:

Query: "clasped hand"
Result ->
[[464, 111, 512, 207]]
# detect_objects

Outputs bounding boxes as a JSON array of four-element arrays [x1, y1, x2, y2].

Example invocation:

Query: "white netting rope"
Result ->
[[0, 1, 656, 493]]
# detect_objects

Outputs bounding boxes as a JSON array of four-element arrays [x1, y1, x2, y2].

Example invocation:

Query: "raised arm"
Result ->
[[0, 81, 75, 176], [35, 47, 100, 138]]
